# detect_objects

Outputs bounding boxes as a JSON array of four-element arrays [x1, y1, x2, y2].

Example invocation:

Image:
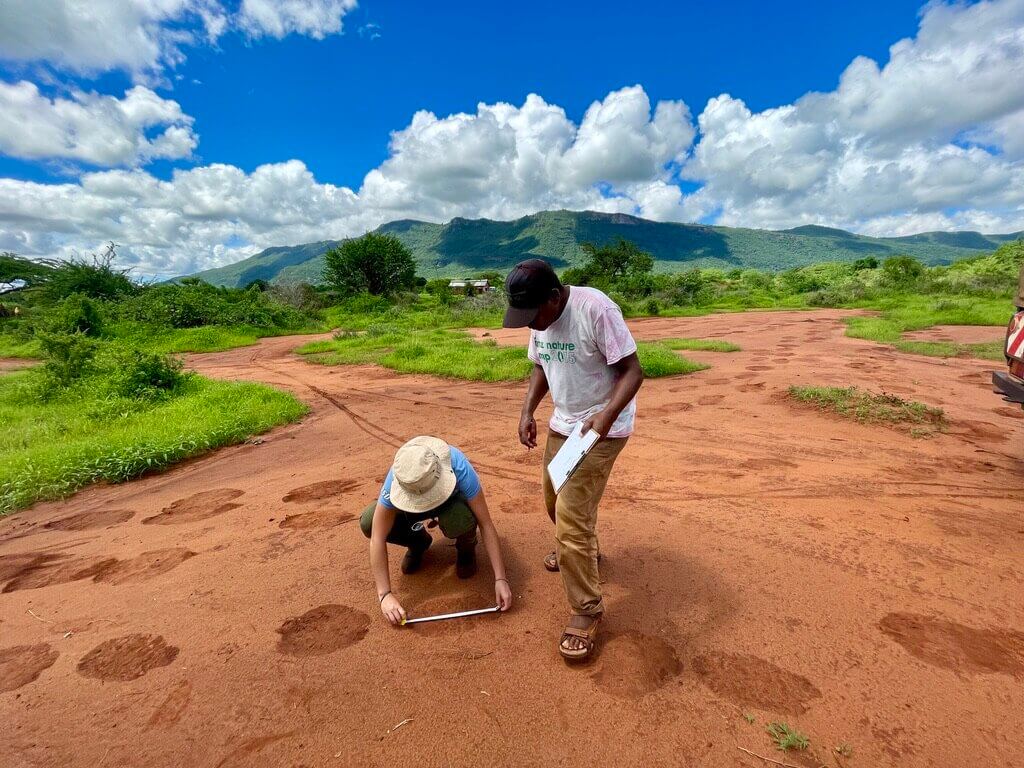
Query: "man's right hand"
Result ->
[[518, 413, 537, 448], [380, 593, 407, 626]]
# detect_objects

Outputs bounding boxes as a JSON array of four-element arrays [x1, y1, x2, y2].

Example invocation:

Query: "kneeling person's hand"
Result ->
[[380, 593, 407, 626], [495, 579, 513, 611]]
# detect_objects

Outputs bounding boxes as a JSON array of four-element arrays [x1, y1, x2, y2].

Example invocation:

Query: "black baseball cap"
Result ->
[[503, 259, 561, 328]]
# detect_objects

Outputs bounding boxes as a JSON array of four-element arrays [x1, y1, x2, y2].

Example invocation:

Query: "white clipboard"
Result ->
[[546, 422, 601, 494]]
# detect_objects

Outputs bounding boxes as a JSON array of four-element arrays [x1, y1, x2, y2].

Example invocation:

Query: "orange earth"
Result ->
[[2, 309, 1023, 768]]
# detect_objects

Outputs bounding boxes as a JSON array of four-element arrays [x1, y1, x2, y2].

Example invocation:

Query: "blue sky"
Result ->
[[0, 1, 925, 188], [1, 0, 1022, 276]]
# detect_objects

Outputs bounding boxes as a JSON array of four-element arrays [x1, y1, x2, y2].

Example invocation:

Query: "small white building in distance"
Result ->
[[448, 279, 493, 293]]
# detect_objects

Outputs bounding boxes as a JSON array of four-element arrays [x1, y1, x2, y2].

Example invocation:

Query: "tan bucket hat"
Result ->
[[388, 436, 458, 513]]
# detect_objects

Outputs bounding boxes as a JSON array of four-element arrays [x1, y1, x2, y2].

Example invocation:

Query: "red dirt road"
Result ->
[[2, 309, 1023, 768]]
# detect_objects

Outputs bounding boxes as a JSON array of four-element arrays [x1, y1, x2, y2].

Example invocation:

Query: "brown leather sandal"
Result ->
[[559, 615, 601, 662]]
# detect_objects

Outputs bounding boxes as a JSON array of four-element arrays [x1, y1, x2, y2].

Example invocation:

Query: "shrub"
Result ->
[[645, 298, 661, 315], [35, 332, 98, 396], [42, 244, 136, 301], [882, 255, 925, 288], [44, 293, 104, 336], [99, 345, 187, 399]]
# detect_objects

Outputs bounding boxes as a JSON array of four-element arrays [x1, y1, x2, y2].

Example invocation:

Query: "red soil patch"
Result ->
[[45, 508, 135, 531], [92, 548, 196, 586], [142, 489, 243, 525], [77, 634, 179, 682], [2, 312, 1022, 768], [902, 325, 1005, 344], [275, 604, 370, 656], [0, 643, 59, 692]]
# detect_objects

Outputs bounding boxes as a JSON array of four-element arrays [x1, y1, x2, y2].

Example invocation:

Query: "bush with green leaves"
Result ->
[[41, 245, 137, 301], [34, 332, 98, 396], [322, 233, 417, 297], [43, 293, 104, 336], [97, 344, 188, 399], [116, 281, 310, 329]]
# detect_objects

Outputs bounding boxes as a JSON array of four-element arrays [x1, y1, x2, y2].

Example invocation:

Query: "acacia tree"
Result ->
[[562, 238, 655, 297], [322, 233, 417, 296]]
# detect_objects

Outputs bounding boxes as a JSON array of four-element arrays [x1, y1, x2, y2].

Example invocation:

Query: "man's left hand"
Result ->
[[581, 411, 614, 438]]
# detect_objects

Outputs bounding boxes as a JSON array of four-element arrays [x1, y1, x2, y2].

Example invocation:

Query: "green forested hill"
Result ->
[[182, 210, 1022, 287]]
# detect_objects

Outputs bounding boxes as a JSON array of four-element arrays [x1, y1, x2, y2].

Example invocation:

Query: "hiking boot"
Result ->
[[401, 536, 431, 574], [455, 543, 478, 579]]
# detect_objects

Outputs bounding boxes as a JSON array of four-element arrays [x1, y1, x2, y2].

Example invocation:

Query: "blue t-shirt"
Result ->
[[378, 446, 481, 511]]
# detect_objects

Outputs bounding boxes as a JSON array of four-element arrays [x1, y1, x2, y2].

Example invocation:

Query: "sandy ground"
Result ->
[[902, 325, 1007, 344], [0, 358, 36, 373], [2, 309, 1023, 768]]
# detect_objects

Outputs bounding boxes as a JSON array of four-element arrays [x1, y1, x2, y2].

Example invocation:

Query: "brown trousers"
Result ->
[[542, 430, 628, 616]]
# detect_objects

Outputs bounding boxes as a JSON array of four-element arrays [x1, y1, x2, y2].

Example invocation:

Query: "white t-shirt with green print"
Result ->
[[528, 286, 638, 438]]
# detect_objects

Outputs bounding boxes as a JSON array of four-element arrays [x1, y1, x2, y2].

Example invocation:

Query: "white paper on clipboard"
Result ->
[[546, 422, 601, 494]]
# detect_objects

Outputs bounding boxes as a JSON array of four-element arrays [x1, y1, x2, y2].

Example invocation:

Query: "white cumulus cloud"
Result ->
[[684, 0, 1024, 234], [238, 0, 358, 40], [0, 87, 696, 276], [0, 82, 197, 166], [0, 0, 357, 80]]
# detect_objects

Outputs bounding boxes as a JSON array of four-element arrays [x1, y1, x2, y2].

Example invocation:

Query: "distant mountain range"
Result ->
[[181, 210, 1023, 287]]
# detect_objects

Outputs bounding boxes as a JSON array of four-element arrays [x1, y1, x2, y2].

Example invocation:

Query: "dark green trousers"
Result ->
[[359, 497, 478, 550]]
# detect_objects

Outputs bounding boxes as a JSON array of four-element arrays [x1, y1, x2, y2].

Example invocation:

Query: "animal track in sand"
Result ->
[[692, 651, 821, 713], [591, 631, 680, 698], [739, 457, 797, 470], [275, 604, 369, 655], [993, 406, 1024, 419], [879, 613, 1024, 676], [951, 420, 1008, 444], [282, 479, 360, 503], [499, 499, 538, 515], [142, 489, 244, 525], [0, 643, 59, 692], [745, 365, 774, 371], [45, 508, 135, 531], [279, 511, 355, 530], [3, 555, 117, 592], [93, 549, 196, 586], [148, 680, 192, 727], [77, 634, 179, 681], [403, 594, 489, 637], [737, 381, 766, 392], [697, 394, 724, 405], [0, 552, 63, 582]]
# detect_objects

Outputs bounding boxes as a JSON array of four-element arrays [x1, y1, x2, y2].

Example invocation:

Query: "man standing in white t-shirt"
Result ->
[[504, 258, 643, 661]]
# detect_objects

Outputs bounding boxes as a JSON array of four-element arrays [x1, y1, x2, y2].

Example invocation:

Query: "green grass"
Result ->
[[788, 385, 947, 435], [0, 332, 42, 358], [844, 294, 1011, 360], [107, 321, 323, 354], [298, 327, 707, 381], [0, 371, 307, 514], [636, 342, 709, 377], [661, 337, 741, 352], [765, 722, 810, 752], [892, 339, 1005, 361]]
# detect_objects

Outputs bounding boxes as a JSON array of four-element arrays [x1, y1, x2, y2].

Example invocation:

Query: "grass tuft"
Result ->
[[298, 327, 708, 381], [660, 337, 741, 353], [788, 385, 947, 435], [0, 372, 306, 514], [765, 722, 809, 752], [844, 294, 1010, 361]]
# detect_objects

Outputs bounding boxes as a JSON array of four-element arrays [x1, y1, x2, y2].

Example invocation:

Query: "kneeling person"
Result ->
[[360, 436, 513, 625]]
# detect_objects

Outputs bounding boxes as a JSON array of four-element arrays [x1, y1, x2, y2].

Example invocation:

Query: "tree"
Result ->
[[564, 239, 655, 297], [882, 255, 924, 288], [322, 233, 417, 297], [579, 238, 654, 282]]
